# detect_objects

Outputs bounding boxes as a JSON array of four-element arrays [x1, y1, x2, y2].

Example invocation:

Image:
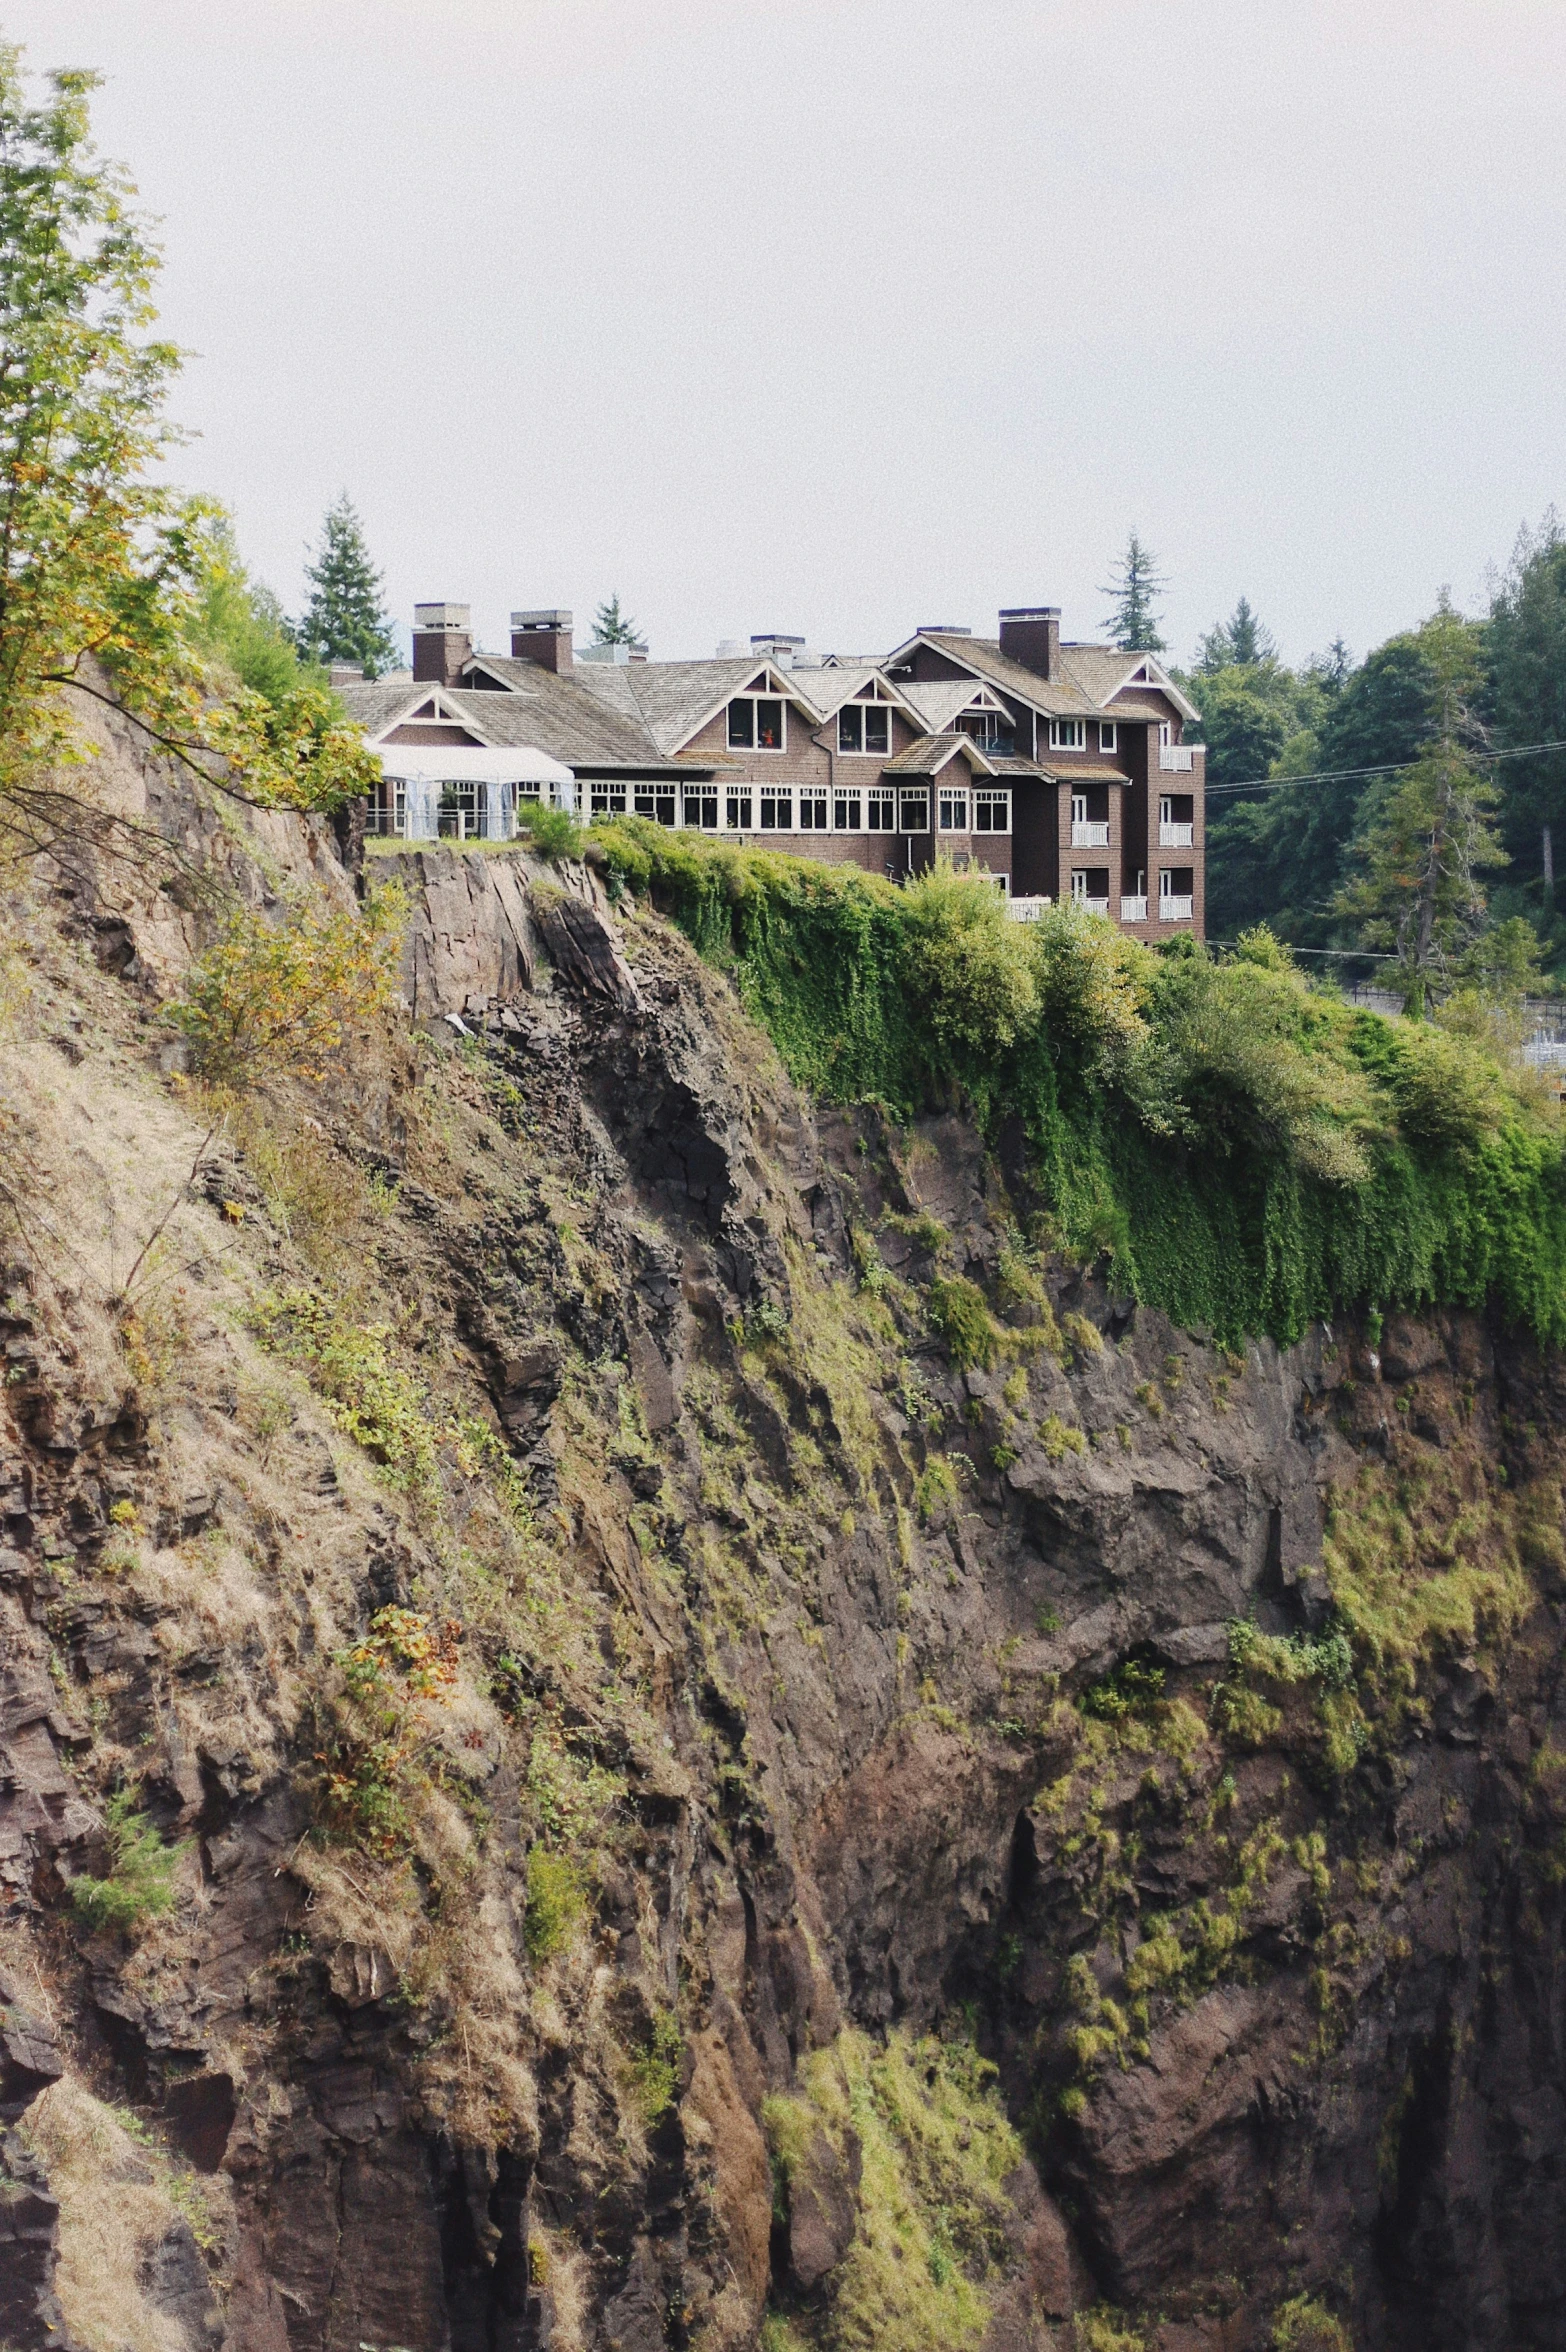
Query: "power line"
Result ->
[[1204, 736, 1566, 800]]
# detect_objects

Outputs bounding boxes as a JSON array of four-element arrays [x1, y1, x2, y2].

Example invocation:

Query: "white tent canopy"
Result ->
[[369, 742, 577, 839]]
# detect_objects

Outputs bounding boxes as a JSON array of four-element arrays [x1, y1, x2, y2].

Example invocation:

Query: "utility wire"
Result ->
[[1203, 736, 1566, 799]]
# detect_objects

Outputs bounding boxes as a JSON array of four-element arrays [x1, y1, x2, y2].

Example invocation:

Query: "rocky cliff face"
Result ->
[[3, 736, 1566, 2352]]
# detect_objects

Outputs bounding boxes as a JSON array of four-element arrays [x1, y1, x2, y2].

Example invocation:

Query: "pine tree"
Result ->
[[1099, 530, 1167, 652], [294, 495, 400, 678], [591, 593, 642, 649], [1336, 600, 1506, 1015], [1196, 595, 1276, 674]]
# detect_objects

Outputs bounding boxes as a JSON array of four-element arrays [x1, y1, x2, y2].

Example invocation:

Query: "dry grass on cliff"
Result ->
[[25, 2076, 225, 2352]]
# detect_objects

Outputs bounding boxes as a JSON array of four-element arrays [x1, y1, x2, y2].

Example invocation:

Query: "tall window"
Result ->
[[834, 792, 862, 831], [591, 783, 627, 818], [898, 789, 929, 834], [728, 696, 786, 750], [726, 789, 752, 831], [759, 788, 793, 831], [866, 791, 895, 832], [683, 784, 718, 830], [1049, 718, 1086, 750], [1099, 721, 1117, 752], [838, 703, 891, 755], [798, 789, 829, 830], [634, 785, 677, 826], [938, 785, 970, 832], [973, 789, 1010, 833]]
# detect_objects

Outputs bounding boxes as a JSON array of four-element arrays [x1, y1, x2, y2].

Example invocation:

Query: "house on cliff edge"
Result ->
[[338, 602, 1205, 939]]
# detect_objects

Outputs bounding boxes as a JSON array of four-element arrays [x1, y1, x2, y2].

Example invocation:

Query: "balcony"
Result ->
[[1158, 821, 1194, 847], [1006, 894, 1053, 922], [1159, 894, 1194, 922], [1120, 895, 1148, 922], [1070, 819, 1110, 847], [1071, 895, 1110, 916], [1158, 744, 1203, 773]]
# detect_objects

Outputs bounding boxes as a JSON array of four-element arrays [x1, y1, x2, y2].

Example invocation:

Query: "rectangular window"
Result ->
[[726, 790, 753, 831], [634, 785, 677, 827], [682, 784, 718, 830], [727, 696, 787, 752], [590, 783, 627, 818], [866, 791, 896, 832], [834, 793, 862, 831], [1159, 720, 1172, 748], [798, 790, 829, 829], [1099, 721, 1117, 752], [939, 786, 969, 831], [759, 788, 793, 830], [1070, 794, 1086, 825], [973, 789, 1011, 833], [898, 789, 929, 834], [1049, 718, 1086, 750], [838, 702, 893, 754], [438, 781, 480, 840]]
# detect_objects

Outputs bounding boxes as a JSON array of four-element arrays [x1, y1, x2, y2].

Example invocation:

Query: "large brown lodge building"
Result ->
[[340, 601, 1205, 937]]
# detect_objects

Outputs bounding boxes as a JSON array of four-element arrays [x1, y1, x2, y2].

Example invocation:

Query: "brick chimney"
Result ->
[[998, 606, 1060, 679], [511, 609, 573, 673], [412, 603, 472, 687]]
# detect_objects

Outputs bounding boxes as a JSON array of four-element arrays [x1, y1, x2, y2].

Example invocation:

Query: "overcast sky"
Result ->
[[19, 0, 1566, 667]]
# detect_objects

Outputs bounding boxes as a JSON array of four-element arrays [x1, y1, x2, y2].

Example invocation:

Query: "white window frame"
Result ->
[[727, 695, 789, 753], [838, 701, 893, 756], [758, 787, 794, 832], [1159, 720, 1173, 748], [725, 787, 753, 832], [634, 784, 678, 827], [972, 788, 1011, 834], [797, 787, 830, 831], [866, 789, 896, 833], [682, 783, 719, 831], [1099, 721, 1117, 752], [898, 788, 930, 834], [938, 785, 970, 833], [1049, 718, 1086, 751], [590, 783, 628, 818], [833, 790, 863, 832]]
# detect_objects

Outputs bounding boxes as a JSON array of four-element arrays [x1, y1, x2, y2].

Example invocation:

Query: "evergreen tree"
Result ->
[[591, 593, 642, 649], [1099, 530, 1167, 652], [294, 495, 400, 677], [1487, 512, 1566, 882], [1336, 600, 1506, 1014], [1196, 595, 1276, 674]]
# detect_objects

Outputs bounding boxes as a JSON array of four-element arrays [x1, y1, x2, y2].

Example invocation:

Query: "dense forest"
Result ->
[[1189, 525, 1566, 976]]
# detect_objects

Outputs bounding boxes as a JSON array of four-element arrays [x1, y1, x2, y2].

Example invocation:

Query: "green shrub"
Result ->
[[524, 1846, 585, 1962], [927, 1275, 997, 1369], [515, 800, 584, 859], [167, 881, 405, 1090], [1082, 1657, 1165, 1721], [72, 1790, 184, 1933], [1270, 2293, 1353, 2352]]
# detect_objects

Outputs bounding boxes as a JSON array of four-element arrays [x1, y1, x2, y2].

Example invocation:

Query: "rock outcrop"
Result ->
[[2, 761, 1566, 2352]]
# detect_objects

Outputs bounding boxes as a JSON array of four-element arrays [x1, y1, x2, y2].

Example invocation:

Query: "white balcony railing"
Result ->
[[1072, 894, 1110, 916], [1158, 744, 1202, 773], [1159, 894, 1194, 922], [1158, 821, 1194, 847], [1120, 895, 1148, 922], [1006, 894, 1053, 922], [1070, 820, 1110, 846]]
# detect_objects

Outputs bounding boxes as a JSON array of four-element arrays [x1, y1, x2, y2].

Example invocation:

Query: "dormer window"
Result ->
[[1049, 718, 1086, 751], [838, 703, 891, 755], [728, 696, 786, 751]]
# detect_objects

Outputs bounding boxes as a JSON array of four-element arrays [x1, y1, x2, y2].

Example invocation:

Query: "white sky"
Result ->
[[20, 0, 1566, 666]]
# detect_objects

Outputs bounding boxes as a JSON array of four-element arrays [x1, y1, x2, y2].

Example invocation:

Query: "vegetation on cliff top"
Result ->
[[593, 819, 1566, 1347]]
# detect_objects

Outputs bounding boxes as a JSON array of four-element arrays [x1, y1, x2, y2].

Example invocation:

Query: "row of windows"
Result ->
[[589, 783, 1013, 834], [729, 698, 1145, 760]]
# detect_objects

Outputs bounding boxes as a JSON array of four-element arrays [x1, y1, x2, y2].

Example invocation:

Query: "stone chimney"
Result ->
[[998, 606, 1060, 679], [511, 609, 573, 673], [412, 603, 472, 687]]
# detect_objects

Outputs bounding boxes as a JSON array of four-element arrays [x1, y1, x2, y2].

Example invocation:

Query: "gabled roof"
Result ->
[[898, 678, 1011, 733], [1057, 644, 1201, 724], [338, 681, 466, 737], [792, 663, 917, 722], [885, 632, 1099, 719], [883, 734, 996, 778], [573, 657, 826, 756], [444, 665, 693, 770]]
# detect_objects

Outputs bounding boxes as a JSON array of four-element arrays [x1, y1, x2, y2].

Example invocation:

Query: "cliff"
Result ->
[[2, 718, 1565, 2352]]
